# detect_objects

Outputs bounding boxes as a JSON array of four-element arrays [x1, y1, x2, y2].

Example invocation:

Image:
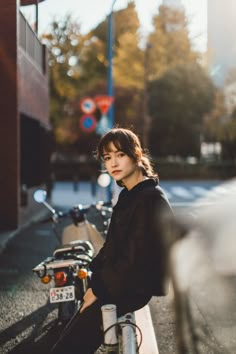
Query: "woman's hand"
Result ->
[[80, 288, 97, 313]]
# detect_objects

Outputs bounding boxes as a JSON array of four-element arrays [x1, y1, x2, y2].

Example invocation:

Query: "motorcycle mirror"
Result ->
[[97, 173, 111, 188], [34, 189, 47, 203]]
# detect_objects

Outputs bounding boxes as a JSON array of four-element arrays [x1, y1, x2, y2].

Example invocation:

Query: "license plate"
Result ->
[[49, 286, 75, 303]]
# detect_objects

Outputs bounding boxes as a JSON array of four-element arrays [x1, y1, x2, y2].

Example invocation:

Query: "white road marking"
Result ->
[[170, 186, 193, 199], [190, 186, 208, 196]]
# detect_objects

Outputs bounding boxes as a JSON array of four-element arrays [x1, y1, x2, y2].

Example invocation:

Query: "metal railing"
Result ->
[[19, 11, 46, 73]]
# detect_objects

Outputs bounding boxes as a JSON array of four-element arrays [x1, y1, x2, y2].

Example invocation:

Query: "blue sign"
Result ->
[[80, 115, 97, 132]]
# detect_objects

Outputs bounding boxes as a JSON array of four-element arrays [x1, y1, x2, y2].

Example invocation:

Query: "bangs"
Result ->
[[97, 128, 140, 161], [102, 138, 122, 154]]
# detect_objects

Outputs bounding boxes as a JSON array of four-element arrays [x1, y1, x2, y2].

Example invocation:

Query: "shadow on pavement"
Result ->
[[0, 301, 67, 354]]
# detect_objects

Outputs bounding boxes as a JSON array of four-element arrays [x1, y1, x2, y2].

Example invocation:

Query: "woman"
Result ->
[[51, 127, 174, 354]]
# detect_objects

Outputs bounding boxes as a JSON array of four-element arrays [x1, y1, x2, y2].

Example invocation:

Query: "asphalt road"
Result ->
[[0, 219, 61, 353]]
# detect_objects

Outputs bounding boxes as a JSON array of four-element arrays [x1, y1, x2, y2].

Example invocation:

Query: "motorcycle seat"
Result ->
[[53, 240, 94, 258]]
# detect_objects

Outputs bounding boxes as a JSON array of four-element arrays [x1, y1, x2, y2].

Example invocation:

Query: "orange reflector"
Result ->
[[78, 269, 88, 279], [54, 271, 67, 286], [41, 275, 51, 284]]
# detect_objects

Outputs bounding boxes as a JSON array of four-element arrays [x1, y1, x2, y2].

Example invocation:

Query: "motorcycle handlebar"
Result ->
[[39, 210, 68, 224], [38, 198, 112, 225], [68, 202, 112, 224]]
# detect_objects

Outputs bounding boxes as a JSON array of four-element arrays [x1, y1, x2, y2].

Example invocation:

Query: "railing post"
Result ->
[[101, 304, 118, 346], [118, 313, 137, 354]]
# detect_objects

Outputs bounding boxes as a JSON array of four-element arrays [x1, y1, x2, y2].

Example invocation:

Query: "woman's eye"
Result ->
[[117, 152, 125, 158], [103, 156, 110, 161]]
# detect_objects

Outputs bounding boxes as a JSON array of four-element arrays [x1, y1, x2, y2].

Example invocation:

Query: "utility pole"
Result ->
[[107, 0, 117, 129], [143, 43, 152, 148], [35, 0, 39, 35]]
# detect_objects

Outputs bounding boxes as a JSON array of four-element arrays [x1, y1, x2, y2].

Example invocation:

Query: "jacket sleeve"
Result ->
[[90, 192, 173, 300], [89, 244, 106, 272], [89, 212, 116, 272]]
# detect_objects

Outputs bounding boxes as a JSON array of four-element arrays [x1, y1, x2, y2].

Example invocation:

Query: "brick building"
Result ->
[[0, 0, 51, 231]]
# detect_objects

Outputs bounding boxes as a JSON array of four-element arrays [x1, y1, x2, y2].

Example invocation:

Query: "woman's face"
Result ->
[[102, 142, 138, 186]]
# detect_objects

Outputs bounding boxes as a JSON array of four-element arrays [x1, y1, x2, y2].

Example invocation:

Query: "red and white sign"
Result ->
[[95, 95, 114, 115], [80, 97, 96, 114]]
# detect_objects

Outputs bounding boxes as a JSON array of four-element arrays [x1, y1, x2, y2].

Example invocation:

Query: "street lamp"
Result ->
[[107, 0, 117, 128]]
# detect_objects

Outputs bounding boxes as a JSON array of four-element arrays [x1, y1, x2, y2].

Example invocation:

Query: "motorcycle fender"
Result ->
[[62, 222, 104, 255]]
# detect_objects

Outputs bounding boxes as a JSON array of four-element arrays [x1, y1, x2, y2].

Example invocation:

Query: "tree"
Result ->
[[87, 1, 143, 92], [73, 2, 144, 145], [203, 89, 226, 140], [41, 15, 85, 144], [148, 63, 216, 157], [147, 5, 199, 81], [41, 3, 206, 153], [144, 4, 216, 157], [41, 3, 144, 146], [113, 31, 144, 90], [204, 90, 236, 160], [220, 112, 236, 160]]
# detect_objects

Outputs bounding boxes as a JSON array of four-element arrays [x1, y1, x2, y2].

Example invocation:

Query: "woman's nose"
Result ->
[[111, 156, 118, 166]]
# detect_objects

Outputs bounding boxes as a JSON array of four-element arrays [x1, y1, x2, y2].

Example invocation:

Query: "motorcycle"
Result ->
[[32, 189, 107, 323]]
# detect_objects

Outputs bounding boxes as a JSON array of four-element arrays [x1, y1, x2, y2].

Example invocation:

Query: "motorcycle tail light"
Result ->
[[54, 271, 67, 286], [77, 269, 88, 279], [41, 275, 51, 284]]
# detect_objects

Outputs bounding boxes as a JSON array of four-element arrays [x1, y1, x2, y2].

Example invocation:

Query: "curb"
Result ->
[[136, 305, 159, 354]]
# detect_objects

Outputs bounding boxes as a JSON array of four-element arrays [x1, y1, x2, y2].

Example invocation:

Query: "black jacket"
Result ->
[[90, 178, 174, 312]]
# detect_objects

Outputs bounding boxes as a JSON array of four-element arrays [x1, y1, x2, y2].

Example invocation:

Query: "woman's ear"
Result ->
[[137, 151, 143, 165]]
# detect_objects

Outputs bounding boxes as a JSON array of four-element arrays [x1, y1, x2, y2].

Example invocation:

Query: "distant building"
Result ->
[[162, 0, 184, 33], [162, 0, 183, 9], [208, 0, 236, 87]]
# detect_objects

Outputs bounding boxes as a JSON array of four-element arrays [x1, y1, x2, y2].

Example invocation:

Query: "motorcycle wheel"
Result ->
[[58, 300, 77, 323]]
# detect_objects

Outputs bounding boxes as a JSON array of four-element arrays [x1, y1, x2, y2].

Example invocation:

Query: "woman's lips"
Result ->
[[112, 170, 121, 175]]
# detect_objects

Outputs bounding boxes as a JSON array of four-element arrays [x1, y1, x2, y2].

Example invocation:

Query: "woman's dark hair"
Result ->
[[96, 128, 159, 186]]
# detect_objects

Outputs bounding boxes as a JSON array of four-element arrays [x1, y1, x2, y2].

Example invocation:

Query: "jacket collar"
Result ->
[[124, 178, 157, 194], [114, 178, 158, 208]]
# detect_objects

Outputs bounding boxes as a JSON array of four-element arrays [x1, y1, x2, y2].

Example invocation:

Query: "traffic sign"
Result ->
[[80, 97, 96, 114], [80, 115, 97, 132], [96, 115, 112, 135], [95, 95, 114, 115]]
